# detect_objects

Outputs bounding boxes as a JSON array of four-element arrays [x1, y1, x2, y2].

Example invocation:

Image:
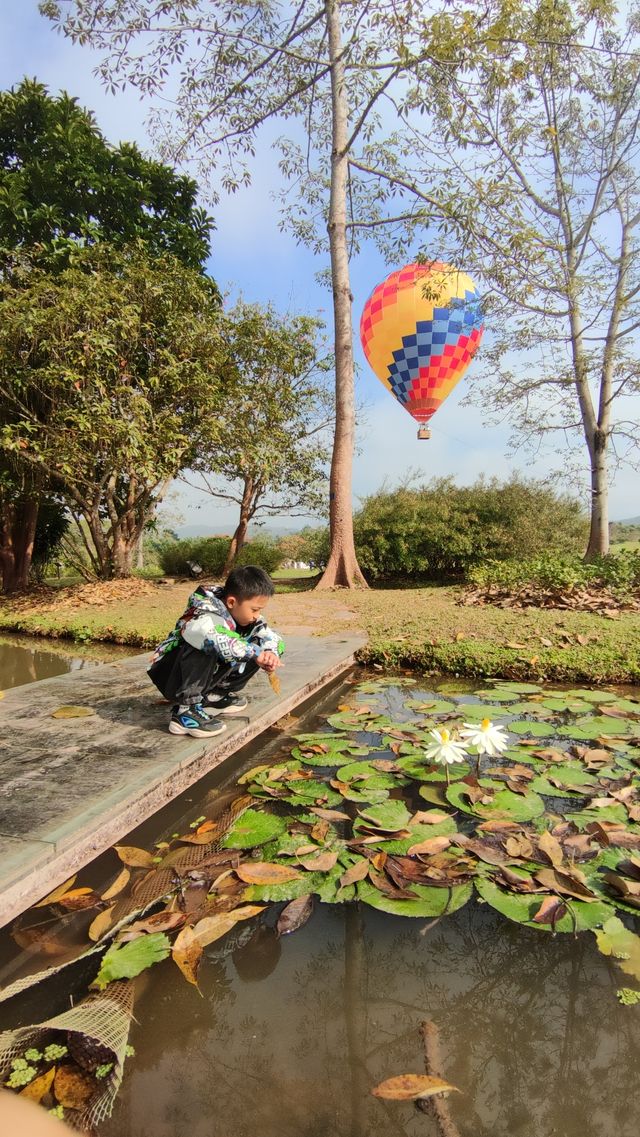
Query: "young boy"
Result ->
[[148, 565, 284, 738]]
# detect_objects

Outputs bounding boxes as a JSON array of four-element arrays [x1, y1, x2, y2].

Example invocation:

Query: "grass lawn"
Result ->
[[1, 576, 639, 684]]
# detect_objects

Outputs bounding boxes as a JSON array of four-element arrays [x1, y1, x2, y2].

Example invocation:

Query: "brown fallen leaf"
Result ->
[[299, 850, 339, 872], [58, 888, 102, 911], [340, 860, 371, 887], [308, 807, 351, 821], [311, 819, 329, 843], [118, 910, 186, 939], [534, 867, 597, 901], [268, 672, 282, 696], [54, 1064, 97, 1109], [34, 875, 78, 908], [88, 905, 115, 942], [101, 867, 131, 901], [410, 810, 450, 826], [276, 894, 314, 936], [407, 836, 452, 857], [536, 829, 565, 868], [371, 1074, 459, 1101], [20, 1065, 56, 1103], [368, 868, 418, 900], [172, 925, 203, 988], [51, 705, 95, 719], [235, 862, 302, 885], [114, 845, 155, 868], [532, 896, 568, 925]]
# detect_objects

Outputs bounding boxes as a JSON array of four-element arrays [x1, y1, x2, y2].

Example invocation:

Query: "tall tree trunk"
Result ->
[[223, 477, 254, 576], [585, 427, 609, 558], [316, 0, 367, 589], [0, 495, 39, 594]]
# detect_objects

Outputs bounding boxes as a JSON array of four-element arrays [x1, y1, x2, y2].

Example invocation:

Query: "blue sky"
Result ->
[[2, 3, 638, 530]]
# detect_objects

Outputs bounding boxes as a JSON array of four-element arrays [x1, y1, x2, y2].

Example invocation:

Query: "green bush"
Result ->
[[353, 477, 589, 582], [469, 550, 640, 595], [158, 537, 229, 577], [235, 537, 283, 574]]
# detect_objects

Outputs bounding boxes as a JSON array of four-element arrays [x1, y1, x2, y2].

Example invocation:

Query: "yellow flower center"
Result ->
[[481, 718, 492, 731], [440, 729, 450, 743]]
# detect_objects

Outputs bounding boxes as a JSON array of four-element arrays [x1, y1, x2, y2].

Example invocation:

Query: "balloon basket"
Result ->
[[417, 427, 432, 440]]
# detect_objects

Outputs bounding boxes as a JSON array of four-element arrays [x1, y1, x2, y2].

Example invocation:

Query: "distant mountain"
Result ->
[[618, 515, 640, 525]]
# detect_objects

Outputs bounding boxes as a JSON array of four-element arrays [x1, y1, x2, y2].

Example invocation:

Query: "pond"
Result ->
[[0, 632, 135, 691], [0, 672, 639, 1137]]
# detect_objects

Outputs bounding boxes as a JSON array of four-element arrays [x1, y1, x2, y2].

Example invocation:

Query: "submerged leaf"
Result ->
[[277, 894, 314, 936], [371, 1073, 459, 1100], [114, 845, 156, 868], [51, 705, 95, 719]]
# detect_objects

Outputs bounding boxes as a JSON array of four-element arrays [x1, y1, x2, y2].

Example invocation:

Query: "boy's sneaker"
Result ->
[[203, 691, 248, 715], [168, 705, 226, 738]]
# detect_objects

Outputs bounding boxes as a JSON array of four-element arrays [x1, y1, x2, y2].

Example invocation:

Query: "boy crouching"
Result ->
[[148, 565, 284, 738]]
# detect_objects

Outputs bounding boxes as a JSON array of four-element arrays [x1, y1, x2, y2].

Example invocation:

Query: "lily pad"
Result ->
[[446, 782, 546, 821], [453, 703, 507, 721], [404, 698, 458, 715], [558, 717, 633, 740], [593, 916, 640, 982], [374, 816, 457, 854], [357, 800, 413, 832], [357, 878, 472, 918], [220, 809, 287, 849], [508, 720, 557, 738], [493, 683, 543, 695], [475, 876, 614, 932], [395, 756, 470, 782]]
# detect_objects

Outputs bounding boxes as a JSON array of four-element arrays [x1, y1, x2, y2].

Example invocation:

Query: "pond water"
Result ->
[[1, 672, 639, 1137], [0, 632, 135, 690]]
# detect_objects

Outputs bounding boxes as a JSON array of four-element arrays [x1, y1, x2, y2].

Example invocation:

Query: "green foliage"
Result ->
[[92, 932, 172, 989], [235, 537, 283, 574], [0, 78, 212, 270], [158, 537, 229, 578], [469, 550, 640, 595], [31, 497, 70, 581], [0, 242, 224, 580], [293, 526, 330, 570], [353, 477, 588, 582], [190, 303, 332, 559]]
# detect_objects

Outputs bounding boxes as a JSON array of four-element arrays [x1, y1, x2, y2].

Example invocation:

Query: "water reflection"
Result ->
[[103, 901, 638, 1137], [0, 633, 133, 690]]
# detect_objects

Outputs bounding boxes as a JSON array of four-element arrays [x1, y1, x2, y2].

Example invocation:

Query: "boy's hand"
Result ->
[[256, 650, 282, 673]]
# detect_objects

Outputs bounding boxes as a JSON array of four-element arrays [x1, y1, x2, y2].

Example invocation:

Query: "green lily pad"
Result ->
[[565, 689, 619, 702], [557, 717, 632, 740], [541, 698, 594, 713], [572, 805, 632, 827], [446, 782, 546, 821], [493, 683, 543, 694], [395, 756, 470, 782], [454, 703, 508, 721], [221, 809, 287, 849], [337, 761, 400, 786], [508, 720, 557, 738], [475, 876, 614, 932], [374, 816, 457, 853], [473, 689, 521, 702], [593, 916, 640, 982], [404, 698, 458, 714], [530, 765, 599, 797], [357, 799, 413, 832], [501, 702, 556, 718], [357, 878, 472, 918]]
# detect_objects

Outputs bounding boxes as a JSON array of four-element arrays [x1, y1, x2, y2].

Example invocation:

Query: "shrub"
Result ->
[[469, 550, 640, 596], [353, 476, 589, 582], [235, 537, 283, 574], [158, 537, 228, 577]]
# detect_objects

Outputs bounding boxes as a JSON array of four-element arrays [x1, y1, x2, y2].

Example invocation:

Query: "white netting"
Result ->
[[0, 980, 134, 1130]]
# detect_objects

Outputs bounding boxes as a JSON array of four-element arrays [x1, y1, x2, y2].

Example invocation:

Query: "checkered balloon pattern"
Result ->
[[360, 262, 484, 426]]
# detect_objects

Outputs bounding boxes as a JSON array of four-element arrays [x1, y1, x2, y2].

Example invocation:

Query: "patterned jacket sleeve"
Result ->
[[253, 623, 285, 656], [181, 614, 263, 663]]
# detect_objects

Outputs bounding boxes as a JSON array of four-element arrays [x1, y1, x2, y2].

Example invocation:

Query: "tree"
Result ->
[[0, 243, 224, 580], [47, 2, 608, 579], [342, 1, 640, 557], [0, 78, 215, 591], [185, 303, 333, 575]]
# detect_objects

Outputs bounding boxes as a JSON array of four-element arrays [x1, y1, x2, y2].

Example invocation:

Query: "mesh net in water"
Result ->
[[0, 980, 134, 1131]]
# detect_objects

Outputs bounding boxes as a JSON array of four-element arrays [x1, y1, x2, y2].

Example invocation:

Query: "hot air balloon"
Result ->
[[360, 261, 484, 439]]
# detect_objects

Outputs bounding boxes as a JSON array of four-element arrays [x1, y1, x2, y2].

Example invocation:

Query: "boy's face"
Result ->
[[225, 593, 270, 627]]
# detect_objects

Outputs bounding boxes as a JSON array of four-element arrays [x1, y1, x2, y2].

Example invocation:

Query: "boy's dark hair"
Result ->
[[221, 565, 275, 601]]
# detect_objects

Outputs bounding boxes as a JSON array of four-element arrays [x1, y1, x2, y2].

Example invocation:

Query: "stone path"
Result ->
[[0, 631, 365, 928]]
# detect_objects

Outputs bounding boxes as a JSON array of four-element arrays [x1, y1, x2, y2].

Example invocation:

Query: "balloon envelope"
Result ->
[[360, 262, 484, 427]]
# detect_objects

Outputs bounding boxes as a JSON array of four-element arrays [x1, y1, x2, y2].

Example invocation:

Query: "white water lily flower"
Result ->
[[460, 719, 509, 757], [423, 727, 469, 767]]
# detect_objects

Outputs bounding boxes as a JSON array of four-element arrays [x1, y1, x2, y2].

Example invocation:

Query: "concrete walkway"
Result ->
[[0, 632, 365, 929]]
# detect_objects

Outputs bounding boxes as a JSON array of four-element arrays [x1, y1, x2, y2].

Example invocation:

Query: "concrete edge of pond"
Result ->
[[0, 631, 366, 929]]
